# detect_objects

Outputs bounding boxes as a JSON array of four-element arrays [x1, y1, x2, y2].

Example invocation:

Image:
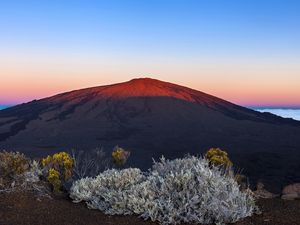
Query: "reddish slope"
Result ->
[[44, 77, 298, 125]]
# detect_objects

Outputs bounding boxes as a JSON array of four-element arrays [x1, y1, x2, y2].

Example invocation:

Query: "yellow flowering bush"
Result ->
[[47, 168, 61, 192], [205, 148, 233, 168], [112, 146, 130, 167], [41, 152, 74, 192], [205, 148, 249, 189]]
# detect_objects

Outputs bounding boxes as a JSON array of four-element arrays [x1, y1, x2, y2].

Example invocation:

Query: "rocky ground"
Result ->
[[0, 191, 300, 225]]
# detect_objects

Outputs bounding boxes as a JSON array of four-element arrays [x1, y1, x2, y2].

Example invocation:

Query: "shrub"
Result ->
[[205, 148, 233, 168], [41, 152, 74, 192], [111, 146, 130, 167], [0, 151, 49, 196], [47, 168, 61, 192], [70, 168, 145, 214], [70, 156, 256, 225], [205, 148, 249, 188], [19, 160, 51, 196], [23, 160, 43, 183], [72, 147, 111, 180], [0, 151, 30, 178]]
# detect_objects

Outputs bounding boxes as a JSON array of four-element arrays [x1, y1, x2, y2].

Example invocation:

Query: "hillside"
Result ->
[[1, 78, 300, 191]]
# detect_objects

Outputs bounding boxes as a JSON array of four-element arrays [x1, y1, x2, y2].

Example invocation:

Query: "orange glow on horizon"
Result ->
[[1, 53, 300, 107]]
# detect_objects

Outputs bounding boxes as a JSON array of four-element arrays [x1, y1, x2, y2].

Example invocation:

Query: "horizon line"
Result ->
[[1, 103, 300, 110]]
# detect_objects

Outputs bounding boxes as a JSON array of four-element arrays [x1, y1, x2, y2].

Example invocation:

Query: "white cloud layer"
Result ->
[[256, 109, 300, 121]]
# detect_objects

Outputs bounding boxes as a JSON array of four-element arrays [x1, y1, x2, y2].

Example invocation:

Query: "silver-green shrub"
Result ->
[[70, 168, 145, 214], [70, 156, 256, 225]]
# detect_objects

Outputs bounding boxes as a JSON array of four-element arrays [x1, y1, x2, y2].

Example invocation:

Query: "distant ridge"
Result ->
[[1, 77, 300, 191]]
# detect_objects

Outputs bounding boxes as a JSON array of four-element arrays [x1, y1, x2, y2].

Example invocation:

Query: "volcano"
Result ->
[[1, 78, 300, 191]]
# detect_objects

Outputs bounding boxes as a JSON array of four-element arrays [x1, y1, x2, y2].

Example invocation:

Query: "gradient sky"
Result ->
[[0, 0, 299, 107]]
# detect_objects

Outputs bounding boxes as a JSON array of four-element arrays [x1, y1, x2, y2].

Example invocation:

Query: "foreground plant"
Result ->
[[70, 156, 257, 225], [0, 151, 30, 178], [0, 151, 49, 196], [41, 152, 74, 192], [205, 148, 249, 188], [111, 146, 130, 167], [205, 147, 233, 168], [72, 147, 111, 180]]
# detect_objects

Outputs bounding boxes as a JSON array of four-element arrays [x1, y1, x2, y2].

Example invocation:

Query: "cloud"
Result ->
[[256, 109, 300, 121]]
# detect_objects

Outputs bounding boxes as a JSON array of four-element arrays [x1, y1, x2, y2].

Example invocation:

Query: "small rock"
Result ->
[[253, 182, 278, 199], [282, 183, 300, 195], [281, 193, 299, 200], [281, 183, 300, 200]]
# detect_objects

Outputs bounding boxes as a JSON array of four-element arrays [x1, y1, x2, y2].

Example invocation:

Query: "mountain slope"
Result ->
[[1, 78, 300, 191]]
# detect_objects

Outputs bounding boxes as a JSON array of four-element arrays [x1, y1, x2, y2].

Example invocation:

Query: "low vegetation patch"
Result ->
[[0, 151, 48, 195], [205, 147, 233, 168], [41, 152, 74, 192], [111, 146, 130, 167], [1, 147, 257, 224], [71, 147, 111, 179], [0, 146, 125, 194], [70, 156, 257, 225]]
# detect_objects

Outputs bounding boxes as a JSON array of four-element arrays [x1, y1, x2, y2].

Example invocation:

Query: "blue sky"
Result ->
[[0, 0, 300, 106], [1, 0, 299, 57]]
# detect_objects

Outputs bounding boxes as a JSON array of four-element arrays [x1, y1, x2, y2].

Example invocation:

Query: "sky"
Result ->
[[0, 0, 299, 107]]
